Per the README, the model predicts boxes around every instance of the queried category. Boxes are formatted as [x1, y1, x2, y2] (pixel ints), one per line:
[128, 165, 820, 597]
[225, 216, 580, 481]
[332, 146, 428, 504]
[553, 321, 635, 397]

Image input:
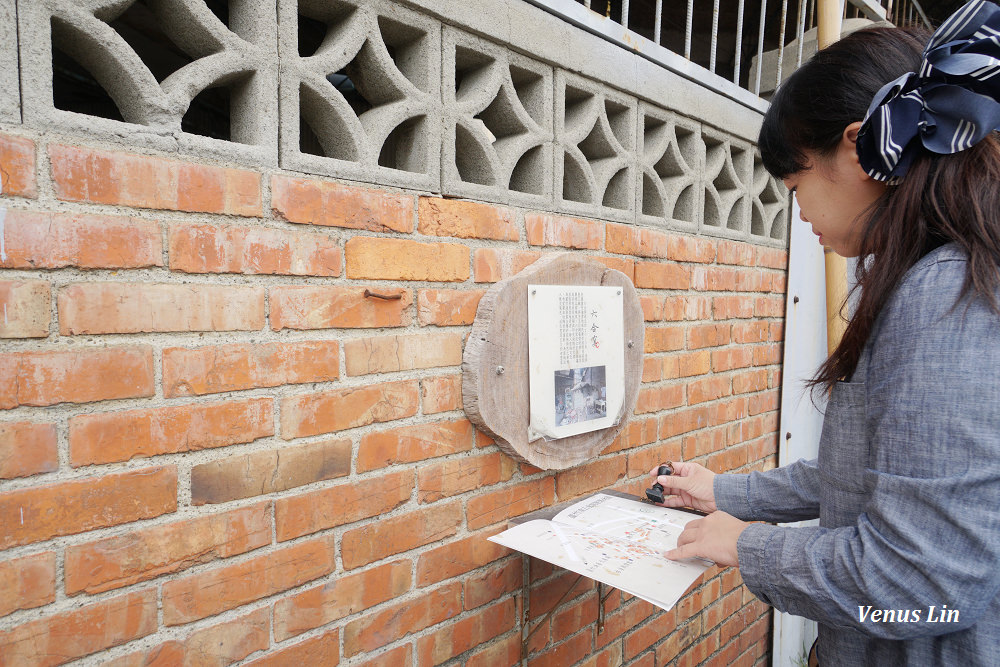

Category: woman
[650, 2, 1000, 664]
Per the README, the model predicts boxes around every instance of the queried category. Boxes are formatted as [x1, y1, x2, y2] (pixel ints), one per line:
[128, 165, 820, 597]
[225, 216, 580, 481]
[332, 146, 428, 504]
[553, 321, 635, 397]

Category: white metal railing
[525, 0, 933, 110]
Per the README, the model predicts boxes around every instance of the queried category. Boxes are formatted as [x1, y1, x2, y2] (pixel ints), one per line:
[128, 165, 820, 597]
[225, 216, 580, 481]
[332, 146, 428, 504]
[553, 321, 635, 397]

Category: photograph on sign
[528, 285, 624, 441]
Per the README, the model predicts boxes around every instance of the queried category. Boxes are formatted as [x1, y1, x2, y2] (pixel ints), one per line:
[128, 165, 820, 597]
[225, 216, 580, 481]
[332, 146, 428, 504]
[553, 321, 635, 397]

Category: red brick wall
[0, 131, 784, 666]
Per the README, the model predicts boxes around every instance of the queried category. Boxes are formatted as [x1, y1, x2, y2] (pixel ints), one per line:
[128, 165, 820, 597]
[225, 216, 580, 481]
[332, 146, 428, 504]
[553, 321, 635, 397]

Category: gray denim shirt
[715, 244, 1000, 666]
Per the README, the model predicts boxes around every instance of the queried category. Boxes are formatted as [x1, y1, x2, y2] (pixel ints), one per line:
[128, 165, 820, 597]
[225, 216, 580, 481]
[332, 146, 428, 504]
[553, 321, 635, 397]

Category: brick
[770, 321, 784, 342]
[341, 501, 462, 569]
[713, 295, 754, 320]
[624, 611, 677, 659]
[108, 608, 269, 667]
[0, 346, 154, 410]
[164, 340, 338, 397]
[0, 280, 49, 338]
[0, 466, 176, 549]
[717, 240, 756, 265]
[418, 452, 515, 503]
[0, 421, 57, 479]
[280, 379, 419, 439]
[683, 425, 730, 458]
[358, 419, 474, 472]
[69, 398, 273, 466]
[353, 645, 412, 667]
[734, 369, 770, 394]
[556, 455, 627, 498]
[473, 248, 542, 282]
[525, 213, 602, 249]
[419, 197, 519, 240]
[688, 323, 731, 349]
[675, 350, 712, 378]
[0, 589, 156, 666]
[603, 416, 657, 454]
[756, 246, 788, 269]
[644, 326, 684, 353]
[0, 133, 36, 197]
[640, 295, 664, 322]
[169, 222, 341, 276]
[732, 321, 770, 344]
[0, 551, 55, 617]
[344, 332, 463, 376]
[59, 283, 264, 334]
[343, 583, 462, 656]
[605, 222, 668, 258]
[416, 599, 517, 666]
[418, 288, 484, 326]
[712, 348, 754, 372]
[634, 262, 691, 289]
[688, 376, 732, 405]
[754, 343, 783, 366]
[667, 235, 716, 263]
[642, 356, 662, 383]
[192, 438, 350, 505]
[552, 596, 596, 642]
[273, 560, 410, 641]
[467, 477, 555, 530]
[271, 174, 413, 233]
[416, 528, 508, 586]
[244, 628, 339, 667]
[466, 632, 520, 667]
[0, 210, 162, 269]
[754, 295, 786, 318]
[270, 285, 411, 330]
[422, 374, 463, 414]
[530, 625, 592, 666]
[635, 384, 684, 413]
[65, 502, 270, 595]
[50, 144, 261, 215]
[589, 254, 636, 280]
[162, 536, 336, 625]
[346, 237, 469, 281]
[464, 559, 521, 610]
[594, 598, 655, 649]
[275, 469, 412, 541]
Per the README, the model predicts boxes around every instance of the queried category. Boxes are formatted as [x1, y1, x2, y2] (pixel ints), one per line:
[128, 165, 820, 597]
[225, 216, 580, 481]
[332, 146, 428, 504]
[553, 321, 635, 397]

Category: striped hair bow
[857, 0, 1000, 182]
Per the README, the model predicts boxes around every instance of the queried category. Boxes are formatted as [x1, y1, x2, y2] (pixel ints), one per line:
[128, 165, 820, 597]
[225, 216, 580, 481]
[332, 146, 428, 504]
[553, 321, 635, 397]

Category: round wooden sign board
[462, 253, 644, 470]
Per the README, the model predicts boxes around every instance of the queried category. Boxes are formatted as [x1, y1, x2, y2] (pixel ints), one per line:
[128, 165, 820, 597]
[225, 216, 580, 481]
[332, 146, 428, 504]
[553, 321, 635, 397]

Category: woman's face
[781, 123, 888, 258]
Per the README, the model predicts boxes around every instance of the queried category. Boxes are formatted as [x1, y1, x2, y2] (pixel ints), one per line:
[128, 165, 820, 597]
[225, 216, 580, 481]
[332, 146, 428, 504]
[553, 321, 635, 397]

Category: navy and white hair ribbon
[857, 0, 1000, 182]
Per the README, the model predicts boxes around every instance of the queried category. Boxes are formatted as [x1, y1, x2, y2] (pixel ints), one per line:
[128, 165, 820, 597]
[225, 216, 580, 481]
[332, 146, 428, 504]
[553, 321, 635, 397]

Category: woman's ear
[840, 121, 872, 180]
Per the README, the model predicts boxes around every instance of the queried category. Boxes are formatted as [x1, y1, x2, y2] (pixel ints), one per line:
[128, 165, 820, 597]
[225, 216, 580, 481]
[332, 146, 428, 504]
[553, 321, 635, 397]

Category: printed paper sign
[527, 285, 624, 440]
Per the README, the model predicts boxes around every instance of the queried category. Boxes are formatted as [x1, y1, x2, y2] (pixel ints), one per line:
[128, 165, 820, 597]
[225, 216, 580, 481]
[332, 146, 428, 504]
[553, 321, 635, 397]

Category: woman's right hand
[647, 461, 717, 513]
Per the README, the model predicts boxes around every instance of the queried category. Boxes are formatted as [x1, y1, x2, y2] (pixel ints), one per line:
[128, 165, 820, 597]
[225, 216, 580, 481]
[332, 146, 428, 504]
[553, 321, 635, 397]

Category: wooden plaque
[462, 253, 644, 469]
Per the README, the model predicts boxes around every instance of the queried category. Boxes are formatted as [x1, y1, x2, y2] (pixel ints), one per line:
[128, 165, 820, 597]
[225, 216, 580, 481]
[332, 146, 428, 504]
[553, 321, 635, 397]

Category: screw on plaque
[645, 462, 675, 504]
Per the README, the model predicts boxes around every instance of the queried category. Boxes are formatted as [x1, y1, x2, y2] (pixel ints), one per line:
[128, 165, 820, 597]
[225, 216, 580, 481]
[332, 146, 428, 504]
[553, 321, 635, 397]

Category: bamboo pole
[816, 0, 849, 355]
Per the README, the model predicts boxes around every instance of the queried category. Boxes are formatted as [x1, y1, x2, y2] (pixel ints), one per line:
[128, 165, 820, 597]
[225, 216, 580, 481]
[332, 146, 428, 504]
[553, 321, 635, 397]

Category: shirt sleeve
[714, 458, 822, 523]
[736, 256, 1000, 639]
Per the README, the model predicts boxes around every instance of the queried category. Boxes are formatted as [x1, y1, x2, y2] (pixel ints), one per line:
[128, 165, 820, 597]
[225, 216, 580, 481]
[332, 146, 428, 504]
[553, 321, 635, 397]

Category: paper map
[488, 493, 711, 611]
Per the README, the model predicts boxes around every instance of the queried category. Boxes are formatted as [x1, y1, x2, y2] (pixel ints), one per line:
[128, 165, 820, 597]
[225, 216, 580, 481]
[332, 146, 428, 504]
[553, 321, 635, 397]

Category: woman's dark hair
[760, 26, 1000, 389]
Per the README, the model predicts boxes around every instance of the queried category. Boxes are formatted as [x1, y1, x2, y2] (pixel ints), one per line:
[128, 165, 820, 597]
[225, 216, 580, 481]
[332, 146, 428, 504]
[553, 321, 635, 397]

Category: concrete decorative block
[441, 27, 554, 208]
[638, 103, 703, 232]
[0, 0, 18, 122]
[751, 151, 790, 242]
[19, 0, 280, 162]
[555, 71, 637, 222]
[701, 127, 752, 238]
[278, 0, 441, 192]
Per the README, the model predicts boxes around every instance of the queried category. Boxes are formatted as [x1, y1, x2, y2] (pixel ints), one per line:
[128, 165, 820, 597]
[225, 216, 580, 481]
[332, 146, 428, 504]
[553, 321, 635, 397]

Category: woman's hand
[647, 460, 718, 513]
[665, 511, 749, 567]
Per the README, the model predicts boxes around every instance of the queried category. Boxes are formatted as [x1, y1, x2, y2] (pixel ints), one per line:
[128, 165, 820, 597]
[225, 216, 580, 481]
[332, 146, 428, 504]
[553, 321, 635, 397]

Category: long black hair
[760, 26, 1000, 388]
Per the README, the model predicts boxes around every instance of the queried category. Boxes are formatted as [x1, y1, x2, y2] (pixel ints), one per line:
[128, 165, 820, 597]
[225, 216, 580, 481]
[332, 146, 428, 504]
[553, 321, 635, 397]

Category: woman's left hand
[665, 512, 749, 567]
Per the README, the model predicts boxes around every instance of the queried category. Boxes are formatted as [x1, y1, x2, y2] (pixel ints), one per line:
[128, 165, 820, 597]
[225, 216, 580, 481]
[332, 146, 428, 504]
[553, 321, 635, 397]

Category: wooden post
[816, 0, 849, 355]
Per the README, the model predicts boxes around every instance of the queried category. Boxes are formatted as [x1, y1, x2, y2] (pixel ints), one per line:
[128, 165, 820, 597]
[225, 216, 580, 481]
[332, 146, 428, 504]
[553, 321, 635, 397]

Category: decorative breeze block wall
[8, 0, 789, 244]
